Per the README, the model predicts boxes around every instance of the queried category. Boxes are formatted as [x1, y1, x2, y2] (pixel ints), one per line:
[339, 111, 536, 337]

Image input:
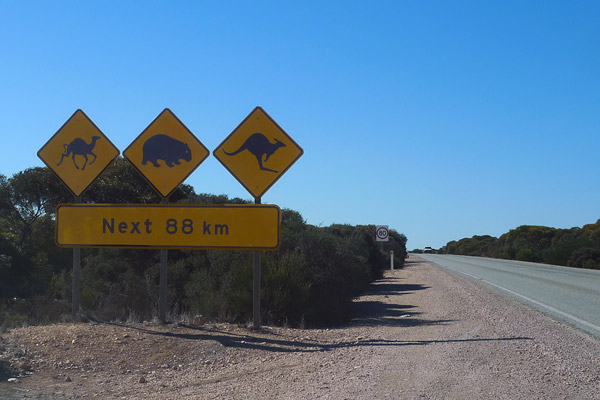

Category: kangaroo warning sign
[56, 203, 281, 250]
[38, 109, 120, 197]
[213, 106, 303, 199]
[123, 109, 210, 198]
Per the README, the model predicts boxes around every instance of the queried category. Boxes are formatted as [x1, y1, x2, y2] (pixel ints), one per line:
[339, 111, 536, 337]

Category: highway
[418, 254, 600, 339]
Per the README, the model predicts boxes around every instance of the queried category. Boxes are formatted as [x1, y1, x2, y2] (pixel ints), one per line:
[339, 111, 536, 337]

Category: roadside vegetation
[442, 224, 600, 269]
[0, 158, 407, 331]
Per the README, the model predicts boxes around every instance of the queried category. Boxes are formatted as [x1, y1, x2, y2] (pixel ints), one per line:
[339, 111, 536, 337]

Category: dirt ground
[1, 256, 599, 399]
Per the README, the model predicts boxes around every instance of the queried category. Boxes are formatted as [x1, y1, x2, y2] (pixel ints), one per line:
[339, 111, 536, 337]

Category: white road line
[445, 267, 600, 334]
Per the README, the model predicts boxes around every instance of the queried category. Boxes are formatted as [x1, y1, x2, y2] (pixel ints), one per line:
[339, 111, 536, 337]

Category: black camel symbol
[57, 136, 101, 171]
[224, 133, 286, 173]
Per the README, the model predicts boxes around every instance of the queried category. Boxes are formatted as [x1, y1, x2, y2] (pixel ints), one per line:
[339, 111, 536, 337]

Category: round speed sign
[375, 225, 389, 241]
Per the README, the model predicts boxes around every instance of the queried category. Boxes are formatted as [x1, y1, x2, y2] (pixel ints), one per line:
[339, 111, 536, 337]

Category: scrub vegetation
[0, 158, 407, 330]
[444, 224, 600, 269]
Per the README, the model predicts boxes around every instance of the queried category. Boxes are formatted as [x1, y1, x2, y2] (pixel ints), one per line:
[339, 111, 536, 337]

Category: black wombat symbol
[57, 136, 101, 171]
[142, 134, 192, 168]
[224, 133, 286, 173]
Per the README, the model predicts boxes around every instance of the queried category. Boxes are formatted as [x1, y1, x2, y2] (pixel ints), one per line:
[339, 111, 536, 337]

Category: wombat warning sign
[123, 109, 209, 198]
[142, 134, 192, 168]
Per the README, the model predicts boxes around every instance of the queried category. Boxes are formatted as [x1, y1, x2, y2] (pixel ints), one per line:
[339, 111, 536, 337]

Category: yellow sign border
[213, 106, 304, 199]
[55, 203, 281, 250]
[123, 108, 209, 198]
[37, 109, 120, 197]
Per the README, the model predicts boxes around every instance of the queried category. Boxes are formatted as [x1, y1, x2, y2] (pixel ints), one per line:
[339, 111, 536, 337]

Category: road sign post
[214, 107, 303, 328]
[159, 198, 168, 323]
[123, 109, 209, 322]
[41, 107, 298, 326]
[253, 196, 262, 329]
[72, 197, 82, 317]
[38, 109, 119, 319]
[253, 243, 261, 329]
[159, 246, 168, 323]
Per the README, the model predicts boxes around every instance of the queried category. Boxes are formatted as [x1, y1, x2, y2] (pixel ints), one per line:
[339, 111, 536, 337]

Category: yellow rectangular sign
[56, 204, 281, 250]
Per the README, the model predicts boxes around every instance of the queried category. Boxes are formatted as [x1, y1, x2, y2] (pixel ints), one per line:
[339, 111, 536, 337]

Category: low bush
[1, 163, 408, 329]
[567, 247, 600, 269]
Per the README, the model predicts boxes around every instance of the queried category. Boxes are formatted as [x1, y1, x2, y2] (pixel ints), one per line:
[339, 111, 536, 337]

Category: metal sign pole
[159, 248, 168, 323]
[159, 197, 169, 323]
[253, 196, 262, 329]
[72, 196, 81, 319]
[390, 250, 394, 271]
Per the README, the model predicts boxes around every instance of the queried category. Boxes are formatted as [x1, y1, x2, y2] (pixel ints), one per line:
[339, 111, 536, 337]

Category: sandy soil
[1, 256, 599, 399]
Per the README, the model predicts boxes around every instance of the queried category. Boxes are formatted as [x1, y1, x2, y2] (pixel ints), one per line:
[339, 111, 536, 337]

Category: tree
[582, 220, 600, 246]
[446, 235, 501, 257]
[0, 169, 71, 299]
[542, 228, 588, 266]
[85, 157, 178, 204]
[3, 168, 70, 253]
[568, 247, 600, 269]
[501, 225, 556, 261]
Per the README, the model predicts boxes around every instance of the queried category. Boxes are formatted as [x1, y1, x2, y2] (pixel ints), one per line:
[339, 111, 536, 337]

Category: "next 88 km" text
[101, 218, 230, 235]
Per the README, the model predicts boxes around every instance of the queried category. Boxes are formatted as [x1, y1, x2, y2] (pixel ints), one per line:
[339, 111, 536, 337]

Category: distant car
[423, 246, 433, 253]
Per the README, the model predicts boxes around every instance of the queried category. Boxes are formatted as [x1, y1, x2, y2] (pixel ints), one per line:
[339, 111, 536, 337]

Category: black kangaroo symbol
[224, 133, 286, 173]
[57, 136, 101, 171]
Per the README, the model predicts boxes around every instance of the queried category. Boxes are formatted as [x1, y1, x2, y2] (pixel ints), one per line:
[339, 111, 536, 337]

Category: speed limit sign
[375, 225, 389, 242]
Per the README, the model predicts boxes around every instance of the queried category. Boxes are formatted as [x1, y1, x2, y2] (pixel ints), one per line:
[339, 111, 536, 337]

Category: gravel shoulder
[2, 255, 599, 399]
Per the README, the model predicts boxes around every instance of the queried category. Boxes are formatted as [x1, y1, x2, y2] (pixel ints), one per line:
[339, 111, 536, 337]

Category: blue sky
[1, 1, 599, 250]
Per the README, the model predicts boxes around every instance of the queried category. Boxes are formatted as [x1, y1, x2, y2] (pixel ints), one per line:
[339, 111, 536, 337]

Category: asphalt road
[417, 254, 600, 339]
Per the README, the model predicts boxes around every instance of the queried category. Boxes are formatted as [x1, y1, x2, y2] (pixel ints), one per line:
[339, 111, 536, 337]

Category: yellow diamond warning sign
[213, 106, 303, 199]
[123, 109, 209, 198]
[37, 109, 120, 197]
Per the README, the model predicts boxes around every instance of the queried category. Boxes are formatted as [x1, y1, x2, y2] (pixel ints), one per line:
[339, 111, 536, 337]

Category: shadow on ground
[113, 323, 533, 356]
[349, 273, 438, 328]
[0, 359, 26, 400]
[0, 358, 17, 381]
[107, 270, 532, 355]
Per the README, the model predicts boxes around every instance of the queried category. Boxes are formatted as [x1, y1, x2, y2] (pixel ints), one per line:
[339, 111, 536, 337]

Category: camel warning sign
[38, 109, 120, 197]
[123, 109, 210, 198]
[213, 106, 303, 199]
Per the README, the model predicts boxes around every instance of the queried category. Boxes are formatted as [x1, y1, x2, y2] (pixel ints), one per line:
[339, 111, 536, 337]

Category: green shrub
[184, 250, 253, 321]
[516, 247, 539, 262]
[583, 259, 600, 269]
[568, 247, 600, 269]
[0, 296, 70, 331]
[261, 250, 310, 326]
[1, 165, 410, 329]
